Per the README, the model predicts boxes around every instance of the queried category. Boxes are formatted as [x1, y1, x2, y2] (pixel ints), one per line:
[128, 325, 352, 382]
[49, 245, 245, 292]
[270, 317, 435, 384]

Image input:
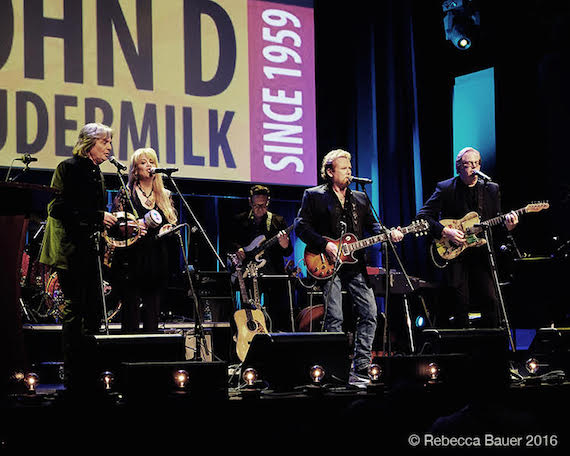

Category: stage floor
[6, 324, 570, 452]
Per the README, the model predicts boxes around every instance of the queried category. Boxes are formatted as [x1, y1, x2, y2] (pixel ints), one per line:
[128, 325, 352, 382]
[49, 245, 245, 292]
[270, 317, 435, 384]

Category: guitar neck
[483, 207, 527, 227]
[251, 277, 261, 310]
[346, 225, 416, 253]
[254, 224, 294, 254]
[235, 269, 250, 305]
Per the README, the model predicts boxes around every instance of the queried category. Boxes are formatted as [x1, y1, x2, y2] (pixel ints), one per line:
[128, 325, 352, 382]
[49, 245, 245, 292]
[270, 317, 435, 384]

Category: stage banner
[0, 0, 316, 186]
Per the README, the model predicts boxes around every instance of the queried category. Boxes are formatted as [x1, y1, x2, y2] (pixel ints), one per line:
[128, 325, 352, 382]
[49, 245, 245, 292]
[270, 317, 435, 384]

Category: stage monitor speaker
[88, 333, 186, 375]
[419, 328, 510, 387]
[121, 360, 228, 401]
[528, 328, 570, 371]
[420, 328, 509, 358]
[242, 332, 351, 391]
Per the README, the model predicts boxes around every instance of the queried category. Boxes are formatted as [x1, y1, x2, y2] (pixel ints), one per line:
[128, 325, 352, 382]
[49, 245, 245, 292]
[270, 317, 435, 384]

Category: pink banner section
[248, 0, 316, 186]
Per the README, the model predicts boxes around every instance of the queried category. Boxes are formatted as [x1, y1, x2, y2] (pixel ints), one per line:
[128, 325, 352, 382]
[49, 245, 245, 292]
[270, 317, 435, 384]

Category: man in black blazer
[417, 147, 518, 328]
[229, 185, 293, 331]
[295, 149, 403, 378]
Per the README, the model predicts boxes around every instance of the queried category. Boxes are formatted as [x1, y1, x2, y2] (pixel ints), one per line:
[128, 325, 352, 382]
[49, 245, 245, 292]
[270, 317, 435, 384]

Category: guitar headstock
[410, 219, 430, 237]
[525, 201, 550, 213]
[245, 261, 260, 278]
[227, 253, 242, 270]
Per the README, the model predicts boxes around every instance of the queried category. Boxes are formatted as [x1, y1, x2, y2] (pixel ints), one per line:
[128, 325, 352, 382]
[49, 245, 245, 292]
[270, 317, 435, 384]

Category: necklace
[137, 181, 155, 206]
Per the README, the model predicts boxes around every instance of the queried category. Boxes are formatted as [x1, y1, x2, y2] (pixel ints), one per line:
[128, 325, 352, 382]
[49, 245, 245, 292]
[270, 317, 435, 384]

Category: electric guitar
[434, 202, 549, 261]
[230, 255, 268, 361]
[304, 220, 429, 280]
[236, 224, 294, 266]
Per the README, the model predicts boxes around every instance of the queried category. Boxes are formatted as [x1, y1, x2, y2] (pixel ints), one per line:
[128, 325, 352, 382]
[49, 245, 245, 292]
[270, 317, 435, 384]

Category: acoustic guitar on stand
[229, 254, 268, 362]
[304, 220, 429, 280]
[434, 202, 549, 261]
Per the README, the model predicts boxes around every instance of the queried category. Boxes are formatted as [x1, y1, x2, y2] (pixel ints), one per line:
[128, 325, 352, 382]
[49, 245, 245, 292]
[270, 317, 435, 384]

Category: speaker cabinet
[88, 333, 186, 374]
[529, 327, 570, 371]
[418, 328, 510, 387]
[420, 328, 509, 358]
[243, 332, 351, 391]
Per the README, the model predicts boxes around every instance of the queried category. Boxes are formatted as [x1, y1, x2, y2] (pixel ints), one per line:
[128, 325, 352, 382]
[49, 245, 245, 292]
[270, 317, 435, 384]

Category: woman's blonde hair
[72, 123, 113, 158]
[128, 148, 178, 224]
[320, 149, 351, 180]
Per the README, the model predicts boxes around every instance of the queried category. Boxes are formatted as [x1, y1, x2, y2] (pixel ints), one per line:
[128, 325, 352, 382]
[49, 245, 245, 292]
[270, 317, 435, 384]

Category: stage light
[174, 369, 189, 389]
[309, 365, 325, 384]
[526, 358, 540, 375]
[242, 368, 258, 387]
[368, 364, 382, 383]
[100, 371, 115, 391]
[442, 0, 480, 50]
[427, 362, 441, 382]
[415, 316, 425, 328]
[24, 372, 39, 394]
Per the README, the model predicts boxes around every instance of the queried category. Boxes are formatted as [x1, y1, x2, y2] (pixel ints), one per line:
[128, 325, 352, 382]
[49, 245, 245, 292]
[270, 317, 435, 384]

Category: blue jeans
[322, 271, 377, 371]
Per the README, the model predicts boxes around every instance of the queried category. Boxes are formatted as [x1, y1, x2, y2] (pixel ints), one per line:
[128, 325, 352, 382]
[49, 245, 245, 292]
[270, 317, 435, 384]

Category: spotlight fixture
[174, 369, 189, 389]
[427, 362, 441, 382]
[242, 368, 258, 387]
[368, 364, 382, 383]
[24, 372, 39, 394]
[240, 368, 261, 399]
[442, 0, 480, 50]
[526, 358, 540, 375]
[309, 365, 325, 384]
[99, 371, 115, 391]
[366, 364, 385, 395]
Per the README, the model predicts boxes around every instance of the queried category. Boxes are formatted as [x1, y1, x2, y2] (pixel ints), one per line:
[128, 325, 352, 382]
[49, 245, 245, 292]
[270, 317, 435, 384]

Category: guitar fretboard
[254, 224, 294, 254]
[345, 224, 421, 253]
[483, 203, 548, 227]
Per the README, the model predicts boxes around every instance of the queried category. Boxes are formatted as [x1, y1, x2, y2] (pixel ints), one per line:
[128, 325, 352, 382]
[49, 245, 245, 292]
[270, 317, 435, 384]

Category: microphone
[108, 156, 127, 171]
[349, 176, 373, 185]
[156, 223, 187, 239]
[150, 167, 179, 175]
[473, 169, 492, 182]
[16, 154, 38, 165]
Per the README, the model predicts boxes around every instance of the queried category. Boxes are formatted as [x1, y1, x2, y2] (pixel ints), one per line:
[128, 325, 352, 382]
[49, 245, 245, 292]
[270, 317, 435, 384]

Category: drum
[102, 211, 142, 248]
[45, 271, 121, 323]
[296, 304, 325, 332]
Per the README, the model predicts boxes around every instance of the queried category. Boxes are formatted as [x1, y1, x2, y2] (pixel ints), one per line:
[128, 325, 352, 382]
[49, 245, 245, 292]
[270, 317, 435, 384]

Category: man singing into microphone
[295, 149, 403, 379]
[39, 123, 118, 394]
[416, 146, 518, 328]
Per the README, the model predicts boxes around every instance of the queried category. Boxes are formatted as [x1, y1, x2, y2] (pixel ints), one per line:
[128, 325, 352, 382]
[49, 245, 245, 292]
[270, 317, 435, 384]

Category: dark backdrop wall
[3, 0, 567, 306]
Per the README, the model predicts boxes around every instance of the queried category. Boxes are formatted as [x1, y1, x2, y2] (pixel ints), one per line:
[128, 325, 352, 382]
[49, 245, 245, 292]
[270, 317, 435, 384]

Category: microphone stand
[161, 172, 226, 360]
[356, 182, 421, 355]
[93, 230, 110, 335]
[174, 226, 208, 361]
[478, 179, 516, 352]
[162, 173, 226, 270]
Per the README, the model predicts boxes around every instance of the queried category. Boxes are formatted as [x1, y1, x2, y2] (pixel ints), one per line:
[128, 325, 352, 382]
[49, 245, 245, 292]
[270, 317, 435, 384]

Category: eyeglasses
[252, 203, 268, 209]
[461, 160, 481, 168]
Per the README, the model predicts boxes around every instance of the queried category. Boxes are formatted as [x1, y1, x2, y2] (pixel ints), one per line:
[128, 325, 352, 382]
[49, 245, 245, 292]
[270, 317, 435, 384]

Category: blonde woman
[111, 148, 178, 333]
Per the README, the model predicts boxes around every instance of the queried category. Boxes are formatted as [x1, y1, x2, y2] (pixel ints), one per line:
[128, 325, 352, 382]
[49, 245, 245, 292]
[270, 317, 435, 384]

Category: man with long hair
[40, 123, 117, 393]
